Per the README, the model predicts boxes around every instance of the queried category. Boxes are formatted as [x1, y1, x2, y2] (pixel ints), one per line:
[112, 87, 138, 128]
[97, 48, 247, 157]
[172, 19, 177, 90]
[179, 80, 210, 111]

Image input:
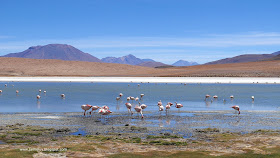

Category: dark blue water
[0, 82, 279, 112]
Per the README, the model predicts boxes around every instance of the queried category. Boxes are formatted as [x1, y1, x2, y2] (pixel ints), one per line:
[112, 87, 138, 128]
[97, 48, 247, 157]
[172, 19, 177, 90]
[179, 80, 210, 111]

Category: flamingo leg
[140, 111, 143, 119]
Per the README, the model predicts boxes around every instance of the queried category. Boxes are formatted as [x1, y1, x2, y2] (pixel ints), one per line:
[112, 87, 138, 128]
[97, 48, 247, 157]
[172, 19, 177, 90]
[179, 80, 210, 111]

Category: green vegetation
[0, 149, 37, 158]
[146, 135, 182, 139]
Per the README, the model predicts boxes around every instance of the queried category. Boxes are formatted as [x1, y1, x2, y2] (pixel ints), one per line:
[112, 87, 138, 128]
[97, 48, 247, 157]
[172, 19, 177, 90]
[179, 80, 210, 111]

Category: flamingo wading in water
[134, 102, 144, 119]
[81, 104, 92, 116]
[232, 105, 240, 115]
[125, 103, 133, 115]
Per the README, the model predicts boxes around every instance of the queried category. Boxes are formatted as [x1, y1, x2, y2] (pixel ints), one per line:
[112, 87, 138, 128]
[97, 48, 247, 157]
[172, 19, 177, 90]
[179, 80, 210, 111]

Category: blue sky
[1, 0, 280, 64]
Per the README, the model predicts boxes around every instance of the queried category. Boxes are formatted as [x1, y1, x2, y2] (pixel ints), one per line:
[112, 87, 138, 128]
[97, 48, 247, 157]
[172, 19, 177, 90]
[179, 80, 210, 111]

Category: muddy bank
[0, 111, 279, 157]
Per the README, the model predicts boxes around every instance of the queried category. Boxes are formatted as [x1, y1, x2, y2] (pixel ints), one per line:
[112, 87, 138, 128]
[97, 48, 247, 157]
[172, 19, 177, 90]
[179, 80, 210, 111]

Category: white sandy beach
[0, 77, 280, 84]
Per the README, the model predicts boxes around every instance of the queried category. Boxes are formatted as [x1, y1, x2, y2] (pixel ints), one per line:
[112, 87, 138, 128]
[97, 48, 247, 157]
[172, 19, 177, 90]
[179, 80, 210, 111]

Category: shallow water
[0, 82, 279, 112]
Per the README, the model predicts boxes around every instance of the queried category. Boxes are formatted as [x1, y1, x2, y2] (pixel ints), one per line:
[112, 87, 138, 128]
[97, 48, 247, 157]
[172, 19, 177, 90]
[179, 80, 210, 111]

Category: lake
[0, 82, 279, 113]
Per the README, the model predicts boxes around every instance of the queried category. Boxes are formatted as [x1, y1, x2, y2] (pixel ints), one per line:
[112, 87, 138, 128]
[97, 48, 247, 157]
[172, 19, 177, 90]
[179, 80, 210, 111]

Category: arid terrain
[1, 57, 280, 77]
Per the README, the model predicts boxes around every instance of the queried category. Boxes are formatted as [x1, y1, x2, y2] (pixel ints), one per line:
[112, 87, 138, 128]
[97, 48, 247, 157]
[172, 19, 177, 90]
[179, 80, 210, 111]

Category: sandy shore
[1, 77, 280, 84]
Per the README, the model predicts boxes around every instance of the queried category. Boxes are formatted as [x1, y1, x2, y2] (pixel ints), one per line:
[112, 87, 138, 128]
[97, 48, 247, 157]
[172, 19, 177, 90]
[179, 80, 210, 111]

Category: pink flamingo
[102, 105, 109, 110]
[127, 97, 130, 102]
[134, 103, 144, 119]
[125, 103, 133, 115]
[119, 93, 123, 97]
[89, 106, 100, 115]
[140, 94, 144, 98]
[116, 97, 120, 102]
[135, 97, 139, 101]
[102, 110, 112, 116]
[16, 90, 19, 94]
[0, 90, 2, 93]
[158, 100, 162, 106]
[205, 94, 210, 101]
[81, 104, 92, 116]
[165, 102, 173, 113]
[231, 105, 240, 115]
[140, 103, 147, 109]
[175, 102, 183, 109]
[213, 95, 218, 99]
[36, 95, 41, 99]
[61, 94, 65, 98]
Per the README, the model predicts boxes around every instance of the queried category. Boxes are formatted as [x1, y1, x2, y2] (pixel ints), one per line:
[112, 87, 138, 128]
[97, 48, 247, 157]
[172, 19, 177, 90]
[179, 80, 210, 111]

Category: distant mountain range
[205, 51, 280, 65]
[172, 60, 199, 66]
[2, 44, 198, 68]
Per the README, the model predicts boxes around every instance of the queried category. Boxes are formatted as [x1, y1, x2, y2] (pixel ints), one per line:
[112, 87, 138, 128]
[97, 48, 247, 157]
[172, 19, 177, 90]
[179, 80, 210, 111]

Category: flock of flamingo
[80, 92, 244, 119]
[0, 83, 248, 117]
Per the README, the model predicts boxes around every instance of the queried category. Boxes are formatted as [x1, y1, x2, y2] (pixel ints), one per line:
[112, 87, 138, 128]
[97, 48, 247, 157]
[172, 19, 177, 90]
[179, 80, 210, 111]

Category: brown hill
[136, 61, 170, 68]
[205, 54, 275, 65]
[1, 57, 280, 77]
[3, 44, 101, 62]
[0, 57, 163, 77]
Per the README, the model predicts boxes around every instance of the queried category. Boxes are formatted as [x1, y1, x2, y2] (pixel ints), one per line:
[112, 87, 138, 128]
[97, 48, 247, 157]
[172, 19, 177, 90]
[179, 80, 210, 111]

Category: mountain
[172, 60, 199, 66]
[3, 44, 101, 62]
[262, 54, 280, 61]
[142, 59, 156, 62]
[101, 54, 143, 65]
[205, 54, 275, 65]
[272, 51, 280, 56]
[136, 61, 170, 68]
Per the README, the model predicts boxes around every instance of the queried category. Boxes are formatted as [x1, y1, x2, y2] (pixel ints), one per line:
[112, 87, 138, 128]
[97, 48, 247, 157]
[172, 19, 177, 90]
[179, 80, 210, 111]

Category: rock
[125, 124, 129, 126]
[56, 128, 70, 133]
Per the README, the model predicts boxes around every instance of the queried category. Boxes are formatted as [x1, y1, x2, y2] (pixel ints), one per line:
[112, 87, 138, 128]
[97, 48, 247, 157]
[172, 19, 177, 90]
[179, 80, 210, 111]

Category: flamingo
[130, 97, 135, 103]
[36, 95, 41, 99]
[125, 103, 133, 115]
[231, 105, 240, 115]
[165, 102, 173, 113]
[0, 90, 2, 93]
[81, 104, 92, 116]
[5, 84, 7, 87]
[135, 97, 139, 101]
[230, 95, 234, 99]
[157, 100, 162, 106]
[102, 110, 112, 116]
[134, 103, 144, 119]
[16, 90, 19, 94]
[175, 102, 183, 109]
[119, 93, 123, 97]
[39, 89, 42, 93]
[138, 84, 140, 87]
[116, 97, 120, 101]
[140, 94, 144, 98]
[127, 97, 130, 102]
[205, 94, 210, 101]
[158, 104, 164, 112]
[140, 103, 147, 109]
[251, 96, 255, 101]
[98, 108, 106, 117]
[61, 94, 65, 98]
[102, 105, 109, 110]
[89, 106, 100, 115]
[213, 95, 218, 99]
[44, 90, 46, 93]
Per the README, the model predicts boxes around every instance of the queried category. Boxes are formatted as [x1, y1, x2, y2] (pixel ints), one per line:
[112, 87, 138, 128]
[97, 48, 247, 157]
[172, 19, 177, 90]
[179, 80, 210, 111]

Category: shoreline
[0, 76, 280, 84]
